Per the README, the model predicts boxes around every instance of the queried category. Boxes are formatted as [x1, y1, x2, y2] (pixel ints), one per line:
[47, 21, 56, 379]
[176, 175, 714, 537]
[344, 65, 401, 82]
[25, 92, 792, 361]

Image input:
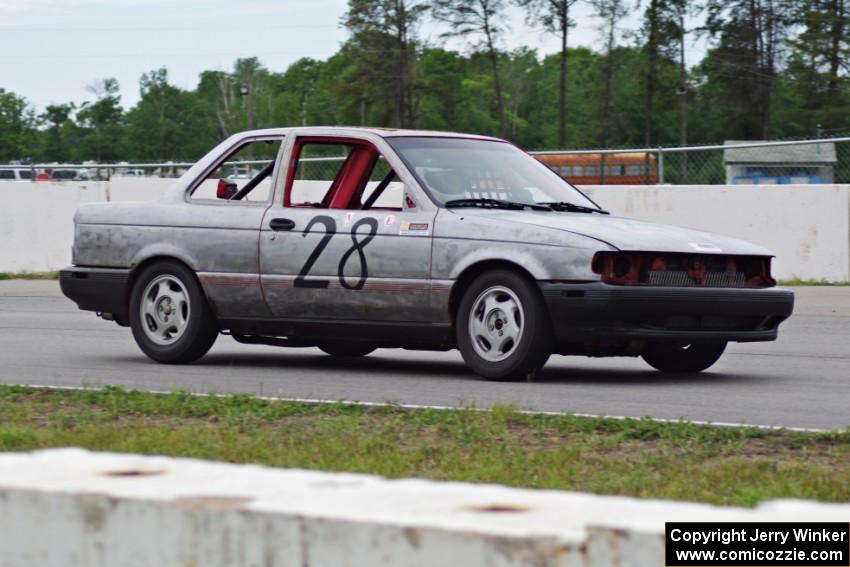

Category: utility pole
[240, 82, 254, 163]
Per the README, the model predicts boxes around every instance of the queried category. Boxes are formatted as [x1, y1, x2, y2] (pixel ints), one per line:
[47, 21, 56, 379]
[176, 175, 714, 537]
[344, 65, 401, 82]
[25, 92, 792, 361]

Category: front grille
[592, 251, 775, 288]
[647, 270, 747, 288]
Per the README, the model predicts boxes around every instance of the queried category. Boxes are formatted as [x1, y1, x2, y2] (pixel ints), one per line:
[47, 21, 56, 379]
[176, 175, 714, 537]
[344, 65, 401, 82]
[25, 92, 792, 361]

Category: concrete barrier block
[582, 184, 850, 280]
[1, 449, 848, 566]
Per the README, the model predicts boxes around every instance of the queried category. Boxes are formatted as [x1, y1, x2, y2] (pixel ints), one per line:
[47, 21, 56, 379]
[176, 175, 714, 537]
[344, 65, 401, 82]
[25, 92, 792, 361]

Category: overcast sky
[0, 0, 707, 112]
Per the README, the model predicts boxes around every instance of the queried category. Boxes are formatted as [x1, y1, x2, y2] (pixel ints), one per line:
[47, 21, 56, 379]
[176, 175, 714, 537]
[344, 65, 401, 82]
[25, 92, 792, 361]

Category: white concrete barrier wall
[583, 185, 850, 282]
[1, 180, 847, 280]
[0, 449, 848, 567]
[0, 179, 174, 273]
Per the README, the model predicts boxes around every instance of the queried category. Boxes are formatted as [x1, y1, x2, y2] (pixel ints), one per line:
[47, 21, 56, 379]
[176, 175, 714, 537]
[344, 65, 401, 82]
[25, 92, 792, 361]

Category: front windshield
[385, 136, 600, 209]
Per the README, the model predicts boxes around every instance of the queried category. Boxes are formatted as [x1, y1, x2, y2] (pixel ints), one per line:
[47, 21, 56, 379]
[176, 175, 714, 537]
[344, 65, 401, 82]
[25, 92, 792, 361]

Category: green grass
[777, 278, 850, 286]
[2, 385, 850, 506]
[0, 271, 59, 281]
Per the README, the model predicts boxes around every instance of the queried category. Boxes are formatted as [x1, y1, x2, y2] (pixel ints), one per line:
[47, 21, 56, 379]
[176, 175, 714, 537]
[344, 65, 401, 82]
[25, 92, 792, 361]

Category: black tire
[129, 260, 219, 364]
[641, 341, 727, 373]
[456, 269, 552, 381]
[318, 343, 376, 357]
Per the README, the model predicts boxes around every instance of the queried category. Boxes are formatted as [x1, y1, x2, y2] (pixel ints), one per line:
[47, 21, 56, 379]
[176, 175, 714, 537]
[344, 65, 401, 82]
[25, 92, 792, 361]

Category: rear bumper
[59, 266, 130, 318]
[539, 282, 794, 343]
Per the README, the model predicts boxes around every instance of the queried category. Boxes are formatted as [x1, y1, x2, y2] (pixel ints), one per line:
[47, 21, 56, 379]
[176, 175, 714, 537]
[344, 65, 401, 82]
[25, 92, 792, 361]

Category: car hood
[454, 210, 773, 255]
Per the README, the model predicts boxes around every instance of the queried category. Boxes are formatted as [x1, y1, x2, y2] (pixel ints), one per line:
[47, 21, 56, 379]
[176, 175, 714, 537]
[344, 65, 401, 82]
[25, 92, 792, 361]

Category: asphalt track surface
[1, 281, 848, 430]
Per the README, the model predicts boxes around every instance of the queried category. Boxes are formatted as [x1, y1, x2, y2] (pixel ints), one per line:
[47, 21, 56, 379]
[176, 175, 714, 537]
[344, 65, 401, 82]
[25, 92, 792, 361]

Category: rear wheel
[641, 341, 726, 373]
[129, 261, 218, 363]
[318, 343, 376, 357]
[456, 269, 552, 381]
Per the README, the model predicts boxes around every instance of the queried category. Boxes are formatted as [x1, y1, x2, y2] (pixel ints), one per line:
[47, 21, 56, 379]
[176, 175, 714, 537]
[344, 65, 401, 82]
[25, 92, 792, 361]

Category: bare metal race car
[60, 127, 794, 380]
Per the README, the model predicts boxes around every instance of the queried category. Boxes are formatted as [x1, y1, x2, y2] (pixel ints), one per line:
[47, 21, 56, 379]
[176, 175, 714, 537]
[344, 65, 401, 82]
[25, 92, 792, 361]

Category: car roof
[238, 126, 506, 143]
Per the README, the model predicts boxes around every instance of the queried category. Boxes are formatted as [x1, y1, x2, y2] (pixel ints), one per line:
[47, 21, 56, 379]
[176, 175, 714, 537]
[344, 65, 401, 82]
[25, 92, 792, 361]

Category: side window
[285, 140, 411, 211]
[0, 171, 14, 180]
[288, 143, 353, 207]
[190, 138, 281, 202]
[358, 156, 406, 210]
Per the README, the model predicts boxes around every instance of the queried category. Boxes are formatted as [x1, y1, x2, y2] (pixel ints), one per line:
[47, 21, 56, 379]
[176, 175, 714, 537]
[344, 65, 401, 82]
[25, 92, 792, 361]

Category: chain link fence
[531, 137, 850, 186]
[0, 158, 337, 182]
[4, 137, 850, 185]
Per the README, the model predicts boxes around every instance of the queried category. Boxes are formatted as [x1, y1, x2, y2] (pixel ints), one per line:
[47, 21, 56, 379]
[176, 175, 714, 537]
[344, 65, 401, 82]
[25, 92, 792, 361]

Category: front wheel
[129, 261, 219, 364]
[641, 341, 727, 373]
[456, 270, 552, 381]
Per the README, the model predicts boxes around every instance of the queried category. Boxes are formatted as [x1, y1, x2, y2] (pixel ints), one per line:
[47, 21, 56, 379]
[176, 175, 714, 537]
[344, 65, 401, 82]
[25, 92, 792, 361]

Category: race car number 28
[294, 215, 378, 290]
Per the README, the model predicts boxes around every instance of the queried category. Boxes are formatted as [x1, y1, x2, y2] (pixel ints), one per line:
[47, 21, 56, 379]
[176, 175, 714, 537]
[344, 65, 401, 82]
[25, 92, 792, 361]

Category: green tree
[703, 0, 792, 138]
[637, 0, 686, 147]
[315, 52, 361, 125]
[411, 47, 466, 130]
[433, 0, 509, 136]
[196, 70, 236, 139]
[785, 0, 850, 132]
[194, 58, 275, 140]
[501, 47, 538, 141]
[126, 68, 213, 161]
[590, 0, 628, 146]
[515, 0, 579, 148]
[41, 103, 79, 162]
[267, 58, 324, 126]
[524, 47, 603, 148]
[342, 0, 429, 127]
[76, 78, 125, 161]
[0, 89, 39, 162]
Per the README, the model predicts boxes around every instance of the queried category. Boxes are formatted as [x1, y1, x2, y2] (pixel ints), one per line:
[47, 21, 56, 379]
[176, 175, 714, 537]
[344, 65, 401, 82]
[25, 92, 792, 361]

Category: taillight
[591, 252, 775, 288]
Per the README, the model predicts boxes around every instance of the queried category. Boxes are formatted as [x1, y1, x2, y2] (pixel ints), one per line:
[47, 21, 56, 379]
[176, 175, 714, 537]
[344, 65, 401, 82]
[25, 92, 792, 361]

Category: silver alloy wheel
[468, 285, 525, 362]
[140, 275, 190, 346]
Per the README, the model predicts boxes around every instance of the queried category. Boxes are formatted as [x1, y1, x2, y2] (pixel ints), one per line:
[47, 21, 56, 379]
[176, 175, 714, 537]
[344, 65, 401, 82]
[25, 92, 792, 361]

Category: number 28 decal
[294, 215, 379, 290]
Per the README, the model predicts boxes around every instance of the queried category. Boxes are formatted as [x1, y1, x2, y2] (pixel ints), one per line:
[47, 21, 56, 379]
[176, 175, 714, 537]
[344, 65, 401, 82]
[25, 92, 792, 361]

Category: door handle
[269, 218, 296, 232]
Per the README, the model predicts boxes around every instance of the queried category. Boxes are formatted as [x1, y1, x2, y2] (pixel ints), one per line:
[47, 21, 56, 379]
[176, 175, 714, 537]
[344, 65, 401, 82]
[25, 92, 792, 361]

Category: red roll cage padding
[283, 136, 379, 209]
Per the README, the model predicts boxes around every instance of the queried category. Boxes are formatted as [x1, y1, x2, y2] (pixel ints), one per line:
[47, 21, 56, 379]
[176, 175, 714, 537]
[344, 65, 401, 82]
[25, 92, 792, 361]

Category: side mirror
[216, 179, 238, 200]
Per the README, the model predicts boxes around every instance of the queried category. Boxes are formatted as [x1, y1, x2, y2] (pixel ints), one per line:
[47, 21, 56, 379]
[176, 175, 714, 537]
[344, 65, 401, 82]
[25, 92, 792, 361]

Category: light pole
[239, 83, 254, 163]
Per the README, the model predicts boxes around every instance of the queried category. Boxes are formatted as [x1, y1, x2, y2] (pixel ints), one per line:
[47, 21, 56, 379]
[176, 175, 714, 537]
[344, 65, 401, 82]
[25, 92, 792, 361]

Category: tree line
[1, 0, 849, 164]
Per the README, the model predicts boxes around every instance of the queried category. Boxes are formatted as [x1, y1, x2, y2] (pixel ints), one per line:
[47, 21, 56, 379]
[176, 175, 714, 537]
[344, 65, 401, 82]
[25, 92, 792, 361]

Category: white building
[724, 140, 836, 184]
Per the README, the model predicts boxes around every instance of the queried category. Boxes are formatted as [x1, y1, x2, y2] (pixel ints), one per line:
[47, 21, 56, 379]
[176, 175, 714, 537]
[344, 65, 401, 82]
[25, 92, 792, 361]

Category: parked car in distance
[0, 168, 34, 181]
[60, 127, 794, 381]
[49, 168, 90, 181]
[113, 168, 147, 178]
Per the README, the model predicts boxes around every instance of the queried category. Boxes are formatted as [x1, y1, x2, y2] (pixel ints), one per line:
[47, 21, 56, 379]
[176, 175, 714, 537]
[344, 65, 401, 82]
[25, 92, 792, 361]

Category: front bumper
[59, 266, 130, 319]
[540, 282, 794, 343]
